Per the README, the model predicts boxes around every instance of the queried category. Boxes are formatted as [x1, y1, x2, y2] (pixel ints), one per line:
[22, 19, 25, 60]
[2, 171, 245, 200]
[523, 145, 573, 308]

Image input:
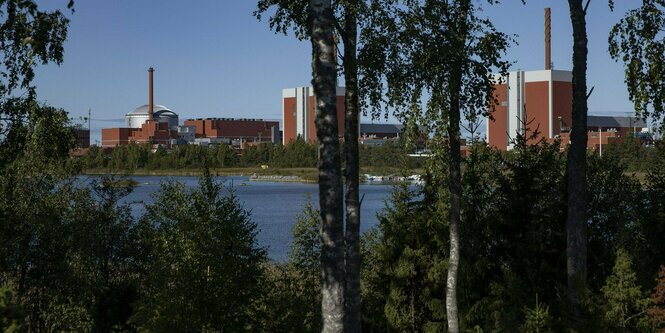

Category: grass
[83, 167, 320, 181]
[83, 166, 425, 184]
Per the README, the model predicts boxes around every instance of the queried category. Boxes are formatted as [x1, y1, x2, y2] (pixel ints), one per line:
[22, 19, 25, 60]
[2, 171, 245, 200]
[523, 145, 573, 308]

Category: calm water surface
[81, 175, 395, 261]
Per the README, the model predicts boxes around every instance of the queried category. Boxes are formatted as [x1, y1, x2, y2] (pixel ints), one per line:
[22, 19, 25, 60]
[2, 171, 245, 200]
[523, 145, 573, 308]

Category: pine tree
[601, 249, 651, 331]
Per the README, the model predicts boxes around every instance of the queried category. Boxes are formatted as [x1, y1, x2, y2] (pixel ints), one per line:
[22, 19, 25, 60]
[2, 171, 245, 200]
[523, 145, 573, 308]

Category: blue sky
[32, 1, 640, 144]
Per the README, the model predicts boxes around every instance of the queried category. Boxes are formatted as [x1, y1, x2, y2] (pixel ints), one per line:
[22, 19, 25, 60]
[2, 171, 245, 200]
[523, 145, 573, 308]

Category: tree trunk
[446, 83, 462, 333]
[342, 3, 361, 332]
[566, 0, 589, 329]
[446, 3, 469, 332]
[310, 0, 345, 332]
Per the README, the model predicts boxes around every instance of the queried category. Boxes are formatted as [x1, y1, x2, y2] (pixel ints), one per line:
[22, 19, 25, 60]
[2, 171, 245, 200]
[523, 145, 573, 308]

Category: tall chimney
[545, 8, 551, 70]
[148, 67, 154, 121]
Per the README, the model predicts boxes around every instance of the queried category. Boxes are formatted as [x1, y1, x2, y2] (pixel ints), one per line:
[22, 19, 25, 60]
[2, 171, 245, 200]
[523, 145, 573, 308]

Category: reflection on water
[80, 175, 395, 262]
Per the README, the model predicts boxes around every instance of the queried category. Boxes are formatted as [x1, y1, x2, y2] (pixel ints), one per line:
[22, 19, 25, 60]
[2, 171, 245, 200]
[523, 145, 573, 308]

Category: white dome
[125, 104, 179, 129]
[126, 104, 172, 116]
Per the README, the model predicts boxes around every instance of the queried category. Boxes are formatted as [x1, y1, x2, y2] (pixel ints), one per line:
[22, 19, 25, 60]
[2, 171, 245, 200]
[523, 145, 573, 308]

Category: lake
[80, 175, 396, 261]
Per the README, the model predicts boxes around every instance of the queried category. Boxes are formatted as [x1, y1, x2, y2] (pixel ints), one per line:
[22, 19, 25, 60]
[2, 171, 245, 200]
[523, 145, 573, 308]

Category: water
[80, 175, 395, 261]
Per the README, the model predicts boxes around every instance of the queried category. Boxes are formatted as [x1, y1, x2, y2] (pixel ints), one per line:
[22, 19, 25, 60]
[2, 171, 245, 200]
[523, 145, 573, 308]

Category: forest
[78, 138, 426, 173]
[1, 0, 665, 332]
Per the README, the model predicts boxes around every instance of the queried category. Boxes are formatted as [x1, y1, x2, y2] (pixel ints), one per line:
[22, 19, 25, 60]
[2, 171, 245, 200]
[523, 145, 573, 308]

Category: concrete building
[177, 125, 197, 144]
[282, 86, 346, 144]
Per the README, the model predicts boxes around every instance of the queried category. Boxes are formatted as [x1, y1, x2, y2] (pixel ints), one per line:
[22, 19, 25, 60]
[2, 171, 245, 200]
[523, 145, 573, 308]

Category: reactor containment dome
[125, 104, 179, 129]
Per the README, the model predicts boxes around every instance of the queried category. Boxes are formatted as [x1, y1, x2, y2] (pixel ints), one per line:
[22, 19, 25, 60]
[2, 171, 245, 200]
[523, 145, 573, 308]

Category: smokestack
[148, 67, 154, 121]
[545, 8, 551, 70]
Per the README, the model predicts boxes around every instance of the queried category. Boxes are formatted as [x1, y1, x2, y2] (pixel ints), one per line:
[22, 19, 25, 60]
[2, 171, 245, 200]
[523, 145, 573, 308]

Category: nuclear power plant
[487, 8, 647, 152]
[101, 68, 282, 148]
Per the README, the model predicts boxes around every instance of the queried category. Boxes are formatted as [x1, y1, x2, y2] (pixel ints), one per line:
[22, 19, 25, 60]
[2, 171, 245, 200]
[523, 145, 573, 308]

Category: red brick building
[282, 86, 347, 144]
[73, 127, 90, 148]
[183, 118, 280, 146]
[488, 70, 573, 150]
[101, 67, 177, 148]
[101, 120, 176, 147]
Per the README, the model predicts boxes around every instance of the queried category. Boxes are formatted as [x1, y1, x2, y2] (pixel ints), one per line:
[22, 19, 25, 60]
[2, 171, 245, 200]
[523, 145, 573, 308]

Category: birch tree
[609, 0, 665, 133]
[360, 1, 511, 331]
[255, 1, 364, 331]
[310, 1, 346, 331]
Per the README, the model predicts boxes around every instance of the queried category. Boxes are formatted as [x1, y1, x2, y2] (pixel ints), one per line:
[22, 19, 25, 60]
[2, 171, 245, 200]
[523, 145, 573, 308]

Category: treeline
[80, 138, 425, 172]
[602, 137, 664, 172]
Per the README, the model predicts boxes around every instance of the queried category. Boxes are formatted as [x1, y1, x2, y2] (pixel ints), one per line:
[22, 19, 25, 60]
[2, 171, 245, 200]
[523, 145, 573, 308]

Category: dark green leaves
[609, 0, 665, 131]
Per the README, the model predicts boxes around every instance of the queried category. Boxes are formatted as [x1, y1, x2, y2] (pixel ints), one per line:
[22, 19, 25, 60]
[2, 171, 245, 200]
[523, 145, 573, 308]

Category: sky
[31, 1, 642, 144]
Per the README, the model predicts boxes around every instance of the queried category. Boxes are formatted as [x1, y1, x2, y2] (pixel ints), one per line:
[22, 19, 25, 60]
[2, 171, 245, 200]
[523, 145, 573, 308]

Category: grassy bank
[83, 167, 320, 182]
[83, 166, 425, 183]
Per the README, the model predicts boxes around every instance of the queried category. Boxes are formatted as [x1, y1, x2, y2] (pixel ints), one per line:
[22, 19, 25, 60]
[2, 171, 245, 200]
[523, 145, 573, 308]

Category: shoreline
[82, 167, 425, 184]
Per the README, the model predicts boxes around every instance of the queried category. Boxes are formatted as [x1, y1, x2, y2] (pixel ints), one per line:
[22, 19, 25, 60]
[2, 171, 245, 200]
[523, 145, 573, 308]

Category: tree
[310, 2, 346, 331]
[377, 182, 448, 332]
[255, 1, 349, 331]
[600, 249, 651, 331]
[0, 0, 73, 140]
[565, 1, 591, 328]
[132, 173, 266, 332]
[0, 285, 23, 332]
[360, 1, 511, 331]
[66, 177, 141, 332]
[649, 265, 665, 331]
[609, 0, 665, 133]
[339, 2, 363, 330]
[255, 1, 365, 329]
[252, 197, 323, 333]
[288, 198, 323, 332]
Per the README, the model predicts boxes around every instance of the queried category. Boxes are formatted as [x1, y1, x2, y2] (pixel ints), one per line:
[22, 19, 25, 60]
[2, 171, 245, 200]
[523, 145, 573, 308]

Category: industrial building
[101, 68, 178, 148]
[282, 86, 347, 144]
[487, 8, 648, 152]
[72, 126, 90, 148]
[183, 118, 280, 147]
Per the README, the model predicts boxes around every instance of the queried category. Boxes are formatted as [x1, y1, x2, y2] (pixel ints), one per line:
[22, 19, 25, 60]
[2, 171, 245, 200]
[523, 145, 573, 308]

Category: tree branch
[586, 86, 595, 100]
[584, 0, 591, 15]
[331, 16, 347, 63]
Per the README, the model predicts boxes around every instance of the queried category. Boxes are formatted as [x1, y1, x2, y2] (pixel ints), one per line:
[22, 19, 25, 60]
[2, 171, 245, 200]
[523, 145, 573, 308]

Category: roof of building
[126, 104, 174, 116]
[587, 115, 647, 128]
[360, 123, 404, 134]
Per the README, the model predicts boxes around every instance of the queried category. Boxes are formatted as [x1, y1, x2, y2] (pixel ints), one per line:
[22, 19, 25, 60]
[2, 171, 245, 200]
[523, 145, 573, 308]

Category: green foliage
[377, 182, 448, 332]
[602, 137, 660, 172]
[601, 249, 652, 332]
[80, 137, 425, 172]
[289, 197, 321, 275]
[0, 285, 23, 333]
[520, 295, 553, 333]
[0, 0, 73, 137]
[648, 266, 665, 330]
[609, 0, 665, 131]
[360, 228, 389, 333]
[66, 177, 141, 332]
[132, 173, 267, 332]
[359, 0, 512, 131]
[255, 197, 322, 333]
[0, 104, 87, 332]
